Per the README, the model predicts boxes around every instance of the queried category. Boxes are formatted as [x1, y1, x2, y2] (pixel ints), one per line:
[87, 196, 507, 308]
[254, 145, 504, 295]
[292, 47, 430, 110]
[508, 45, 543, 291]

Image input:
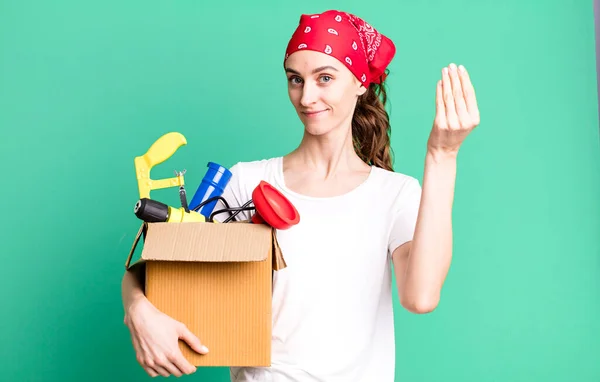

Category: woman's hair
[351, 71, 394, 172]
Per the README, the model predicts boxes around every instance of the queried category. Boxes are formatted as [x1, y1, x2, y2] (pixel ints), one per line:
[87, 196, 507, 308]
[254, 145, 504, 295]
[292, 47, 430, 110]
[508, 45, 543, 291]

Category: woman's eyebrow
[285, 65, 339, 75]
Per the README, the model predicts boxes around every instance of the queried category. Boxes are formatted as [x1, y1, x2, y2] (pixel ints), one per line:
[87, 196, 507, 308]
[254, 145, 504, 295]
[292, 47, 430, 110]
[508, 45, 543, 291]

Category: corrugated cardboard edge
[124, 221, 287, 271]
[141, 222, 272, 262]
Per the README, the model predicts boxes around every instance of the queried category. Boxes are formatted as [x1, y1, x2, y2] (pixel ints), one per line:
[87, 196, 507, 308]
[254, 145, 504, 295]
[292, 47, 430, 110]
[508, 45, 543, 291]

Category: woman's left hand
[427, 63, 480, 157]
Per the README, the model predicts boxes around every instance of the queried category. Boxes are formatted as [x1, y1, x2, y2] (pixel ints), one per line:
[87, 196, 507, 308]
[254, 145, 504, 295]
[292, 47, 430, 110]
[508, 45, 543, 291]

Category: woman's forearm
[402, 150, 457, 312]
[121, 268, 147, 316]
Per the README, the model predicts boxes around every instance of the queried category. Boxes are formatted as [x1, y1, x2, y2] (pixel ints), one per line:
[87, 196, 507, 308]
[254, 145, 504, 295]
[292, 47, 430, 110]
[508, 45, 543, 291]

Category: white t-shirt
[213, 156, 421, 382]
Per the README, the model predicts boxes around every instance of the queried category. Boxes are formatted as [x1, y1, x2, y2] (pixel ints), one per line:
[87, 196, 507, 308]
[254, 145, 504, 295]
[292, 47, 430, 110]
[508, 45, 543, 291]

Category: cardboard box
[125, 220, 286, 367]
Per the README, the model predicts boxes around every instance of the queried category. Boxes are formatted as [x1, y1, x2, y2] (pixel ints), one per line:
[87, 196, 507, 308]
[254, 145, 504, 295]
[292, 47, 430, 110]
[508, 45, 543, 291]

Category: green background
[1, 0, 599, 381]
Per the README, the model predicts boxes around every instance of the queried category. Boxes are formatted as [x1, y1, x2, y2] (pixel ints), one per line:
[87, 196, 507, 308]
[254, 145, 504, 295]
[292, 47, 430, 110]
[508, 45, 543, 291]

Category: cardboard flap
[141, 222, 272, 262]
[125, 222, 147, 269]
[271, 229, 286, 271]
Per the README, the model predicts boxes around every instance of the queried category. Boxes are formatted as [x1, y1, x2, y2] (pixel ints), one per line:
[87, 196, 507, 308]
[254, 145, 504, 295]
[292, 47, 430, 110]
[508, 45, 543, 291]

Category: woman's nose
[300, 83, 318, 106]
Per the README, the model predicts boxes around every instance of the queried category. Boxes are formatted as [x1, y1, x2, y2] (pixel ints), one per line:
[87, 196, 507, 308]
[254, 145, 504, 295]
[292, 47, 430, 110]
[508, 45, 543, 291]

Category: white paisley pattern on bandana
[345, 12, 382, 62]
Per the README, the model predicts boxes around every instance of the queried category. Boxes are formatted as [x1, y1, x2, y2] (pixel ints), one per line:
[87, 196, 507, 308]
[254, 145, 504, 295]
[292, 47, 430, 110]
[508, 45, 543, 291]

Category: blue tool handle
[189, 162, 233, 218]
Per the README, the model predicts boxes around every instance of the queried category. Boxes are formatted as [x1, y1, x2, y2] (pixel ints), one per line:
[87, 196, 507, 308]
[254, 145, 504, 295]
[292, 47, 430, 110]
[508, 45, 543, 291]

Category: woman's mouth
[302, 109, 328, 117]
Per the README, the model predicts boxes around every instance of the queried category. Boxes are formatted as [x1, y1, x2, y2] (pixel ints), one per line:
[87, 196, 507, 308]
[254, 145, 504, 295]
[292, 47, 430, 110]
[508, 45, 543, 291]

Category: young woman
[121, 9, 480, 382]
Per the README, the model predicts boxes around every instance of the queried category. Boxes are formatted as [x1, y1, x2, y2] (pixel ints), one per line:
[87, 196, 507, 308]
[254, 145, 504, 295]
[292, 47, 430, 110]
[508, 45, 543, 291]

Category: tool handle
[143, 132, 187, 168]
[179, 186, 190, 212]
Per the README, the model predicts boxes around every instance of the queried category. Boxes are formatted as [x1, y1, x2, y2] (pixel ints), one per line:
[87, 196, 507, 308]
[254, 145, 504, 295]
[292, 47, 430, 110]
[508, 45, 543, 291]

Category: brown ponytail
[351, 72, 394, 171]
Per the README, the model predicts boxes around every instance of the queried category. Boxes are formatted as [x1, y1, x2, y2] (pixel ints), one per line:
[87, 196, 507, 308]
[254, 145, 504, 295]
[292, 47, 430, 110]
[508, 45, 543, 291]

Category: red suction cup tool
[251, 181, 300, 230]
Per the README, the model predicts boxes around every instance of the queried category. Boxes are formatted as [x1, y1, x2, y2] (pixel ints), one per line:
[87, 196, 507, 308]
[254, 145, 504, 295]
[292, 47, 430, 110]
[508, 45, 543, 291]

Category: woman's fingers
[458, 65, 480, 125]
[448, 63, 469, 126]
[160, 358, 185, 377]
[441, 66, 458, 128]
[144, 367, 159, 378]
[153, 364, 171, 378]
[435, 79, 446, 128]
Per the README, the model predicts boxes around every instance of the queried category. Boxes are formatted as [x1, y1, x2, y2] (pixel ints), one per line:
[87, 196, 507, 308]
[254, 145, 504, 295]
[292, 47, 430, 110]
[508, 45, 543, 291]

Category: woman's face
[285, 50, 366, 137]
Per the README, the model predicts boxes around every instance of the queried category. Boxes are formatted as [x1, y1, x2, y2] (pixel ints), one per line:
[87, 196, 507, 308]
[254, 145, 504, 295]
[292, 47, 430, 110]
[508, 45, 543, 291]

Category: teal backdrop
[1, 0, 599, 381]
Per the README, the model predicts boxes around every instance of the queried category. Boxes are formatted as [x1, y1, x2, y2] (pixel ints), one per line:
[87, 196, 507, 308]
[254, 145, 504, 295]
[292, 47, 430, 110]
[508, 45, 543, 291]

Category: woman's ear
[357, 85, 367, 96]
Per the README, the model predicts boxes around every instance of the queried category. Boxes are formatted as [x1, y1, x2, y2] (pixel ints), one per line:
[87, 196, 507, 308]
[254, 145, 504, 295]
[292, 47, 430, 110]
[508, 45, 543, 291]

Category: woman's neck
[284, 124, 370, 180]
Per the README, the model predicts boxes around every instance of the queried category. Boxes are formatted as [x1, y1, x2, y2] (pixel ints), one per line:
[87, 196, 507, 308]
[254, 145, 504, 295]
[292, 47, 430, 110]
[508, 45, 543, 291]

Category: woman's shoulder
[229, 156, 281, 181]
[370, 165, 421, 191]
[230, 156, 280, 172]
[215, 157, 282, 221]
[367, 165, 422, 211]
[225, 156, 283, 198]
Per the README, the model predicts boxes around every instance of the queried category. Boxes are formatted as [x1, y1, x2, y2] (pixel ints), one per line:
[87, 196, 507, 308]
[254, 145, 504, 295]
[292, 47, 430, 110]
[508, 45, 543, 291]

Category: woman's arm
[121, 267, 147, 315]
[393, 151, 457, 313]
[121, 267, 208, 378]
[393, 63, 480, 314]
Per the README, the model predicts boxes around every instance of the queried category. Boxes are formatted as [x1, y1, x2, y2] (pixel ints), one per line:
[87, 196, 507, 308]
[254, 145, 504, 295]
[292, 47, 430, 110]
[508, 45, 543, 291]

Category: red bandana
[284, 10, 396, 86]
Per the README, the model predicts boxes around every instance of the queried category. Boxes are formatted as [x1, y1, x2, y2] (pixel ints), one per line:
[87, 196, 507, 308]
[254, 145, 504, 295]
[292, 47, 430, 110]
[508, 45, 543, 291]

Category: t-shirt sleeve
[388, 177, 422, 255]
[211, 163, 253, 222]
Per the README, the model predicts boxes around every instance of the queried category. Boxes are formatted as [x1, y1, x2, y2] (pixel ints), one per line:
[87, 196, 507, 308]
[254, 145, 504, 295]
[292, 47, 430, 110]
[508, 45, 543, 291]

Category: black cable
[209, 206, 255, 223]
[192, 195, 231, 212]
[222, 199, 254, 223]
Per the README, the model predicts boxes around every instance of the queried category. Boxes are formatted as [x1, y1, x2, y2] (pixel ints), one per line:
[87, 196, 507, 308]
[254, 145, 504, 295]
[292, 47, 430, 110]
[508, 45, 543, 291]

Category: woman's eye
[288, 75, 331, 85]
